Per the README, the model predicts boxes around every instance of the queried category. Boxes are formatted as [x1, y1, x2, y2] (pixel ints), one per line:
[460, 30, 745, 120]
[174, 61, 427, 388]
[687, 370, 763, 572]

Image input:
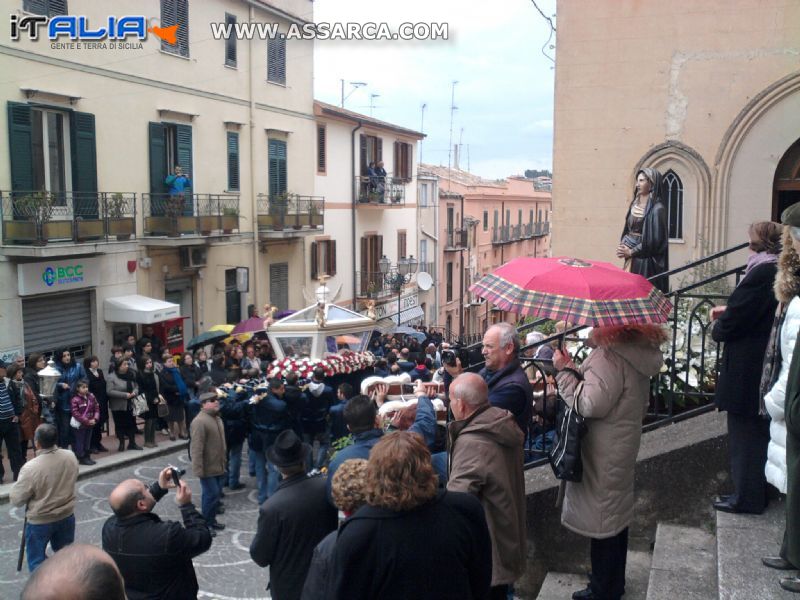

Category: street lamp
[37, 357, 61, 401]
[379, 255, 418, 327]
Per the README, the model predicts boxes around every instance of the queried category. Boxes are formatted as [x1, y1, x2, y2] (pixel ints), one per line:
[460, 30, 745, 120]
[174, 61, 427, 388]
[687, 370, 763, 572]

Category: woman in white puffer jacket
[764, 295, 800, 494]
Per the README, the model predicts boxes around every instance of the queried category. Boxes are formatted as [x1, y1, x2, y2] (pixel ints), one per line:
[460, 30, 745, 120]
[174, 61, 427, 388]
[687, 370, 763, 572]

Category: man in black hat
[250, 430, 337, 600]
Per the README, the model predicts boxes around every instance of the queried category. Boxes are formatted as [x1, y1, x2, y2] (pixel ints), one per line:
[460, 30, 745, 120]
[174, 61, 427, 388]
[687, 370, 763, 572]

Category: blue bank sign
[18, 257, 101, 295]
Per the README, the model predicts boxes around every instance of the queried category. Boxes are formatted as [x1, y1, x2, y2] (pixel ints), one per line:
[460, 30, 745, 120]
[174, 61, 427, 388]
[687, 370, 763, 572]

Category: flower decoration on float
[266, 350, 375, 381]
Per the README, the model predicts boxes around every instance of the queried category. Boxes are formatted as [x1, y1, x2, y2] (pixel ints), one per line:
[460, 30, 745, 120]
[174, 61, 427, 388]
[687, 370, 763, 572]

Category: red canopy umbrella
[469, 256, 672, 327]
[231, 316, 266, 335]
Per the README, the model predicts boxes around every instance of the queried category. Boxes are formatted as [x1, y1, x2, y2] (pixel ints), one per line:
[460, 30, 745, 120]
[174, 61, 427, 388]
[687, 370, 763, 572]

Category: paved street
[0, 447, 272, 599]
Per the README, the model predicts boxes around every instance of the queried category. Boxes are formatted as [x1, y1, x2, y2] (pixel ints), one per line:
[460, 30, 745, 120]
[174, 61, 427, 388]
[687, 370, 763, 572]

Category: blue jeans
[199, 476, 222, 524]
[227, 442, 243, 487]
[253, 448, 279, 505]
[25, 514, 75, 572]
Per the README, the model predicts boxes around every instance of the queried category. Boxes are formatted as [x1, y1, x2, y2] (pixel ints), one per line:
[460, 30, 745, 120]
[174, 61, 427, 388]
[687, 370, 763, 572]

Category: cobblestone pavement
[0, 447, 272, 599]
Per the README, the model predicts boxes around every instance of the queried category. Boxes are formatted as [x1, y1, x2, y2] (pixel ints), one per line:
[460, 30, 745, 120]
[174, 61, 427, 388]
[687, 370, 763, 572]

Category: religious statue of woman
[616, 167, 670, 293]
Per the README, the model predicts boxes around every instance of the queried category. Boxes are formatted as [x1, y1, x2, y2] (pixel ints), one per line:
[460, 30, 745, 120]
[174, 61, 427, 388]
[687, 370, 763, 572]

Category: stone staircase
[537, 497, 793, 599]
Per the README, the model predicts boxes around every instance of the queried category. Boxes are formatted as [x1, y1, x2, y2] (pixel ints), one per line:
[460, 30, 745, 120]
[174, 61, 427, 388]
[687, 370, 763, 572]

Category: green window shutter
[227, 132, 239, 191]
[268, 139, 287, 196]
[224, 13, 237, 67]
[7, 102, 34, 193]
[148, 122, 167, 199]
[23, 0, 66, 16]
[175, 124, 193, 215]
[70, 111, 98, 218]
[267, 37, 286, 84]
[161, 0, 189, 57]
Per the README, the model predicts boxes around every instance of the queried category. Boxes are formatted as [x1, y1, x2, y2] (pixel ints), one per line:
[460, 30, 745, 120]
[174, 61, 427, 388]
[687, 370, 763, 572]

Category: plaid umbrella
[469, 256, 672, 327]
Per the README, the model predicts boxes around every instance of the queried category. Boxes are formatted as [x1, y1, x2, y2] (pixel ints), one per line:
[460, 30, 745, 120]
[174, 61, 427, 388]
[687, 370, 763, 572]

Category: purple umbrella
[231, 316, 266, 335]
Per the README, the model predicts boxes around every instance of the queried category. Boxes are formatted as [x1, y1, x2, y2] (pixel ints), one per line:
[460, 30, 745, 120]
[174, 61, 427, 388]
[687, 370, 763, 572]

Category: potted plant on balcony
[107, 193, 134, 241]
[310, 201, 322, 229]
[16, 191, 55, 246]
[221, 206, 239, 234]
[269, 192, 289, 231]
[164, 194, 185, 237]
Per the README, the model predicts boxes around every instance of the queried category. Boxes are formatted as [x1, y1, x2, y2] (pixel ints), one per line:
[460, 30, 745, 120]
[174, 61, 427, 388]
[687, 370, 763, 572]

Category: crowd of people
[11, 203, 800, 600]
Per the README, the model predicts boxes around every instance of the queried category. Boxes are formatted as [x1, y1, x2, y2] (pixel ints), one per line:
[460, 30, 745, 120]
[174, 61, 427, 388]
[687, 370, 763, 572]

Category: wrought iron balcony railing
[0, 190, 136, 245]
[355, 270, 416, 299]
[356, 176, 406, 206]
[444, 227, 468, 250]
[142, 193, 239, 237]
[256, 194, 324, 232]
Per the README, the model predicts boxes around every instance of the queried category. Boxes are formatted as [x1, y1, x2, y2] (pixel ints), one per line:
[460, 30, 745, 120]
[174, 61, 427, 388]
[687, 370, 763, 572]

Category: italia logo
[10, 14, 178, 44]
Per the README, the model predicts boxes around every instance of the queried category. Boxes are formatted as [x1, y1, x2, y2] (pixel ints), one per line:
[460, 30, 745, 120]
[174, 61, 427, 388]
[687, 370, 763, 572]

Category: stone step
[646, 523, 717, 600]
[716, 496, 796, 600]
[536, 550, 651, 599]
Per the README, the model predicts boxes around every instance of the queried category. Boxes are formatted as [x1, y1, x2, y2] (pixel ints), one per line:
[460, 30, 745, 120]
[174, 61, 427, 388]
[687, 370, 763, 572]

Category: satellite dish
[417, 271, 433, 291]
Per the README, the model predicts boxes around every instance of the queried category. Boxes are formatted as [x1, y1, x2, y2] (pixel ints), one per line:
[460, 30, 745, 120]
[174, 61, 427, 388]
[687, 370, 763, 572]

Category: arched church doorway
[774, 137, 800, 220]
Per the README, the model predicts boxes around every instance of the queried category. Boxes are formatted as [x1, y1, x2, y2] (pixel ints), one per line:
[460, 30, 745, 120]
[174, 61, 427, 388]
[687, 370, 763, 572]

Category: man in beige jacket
[10, 423, 79, 572]
[190, 391, 227, 535]
[447, 372, 526, 599]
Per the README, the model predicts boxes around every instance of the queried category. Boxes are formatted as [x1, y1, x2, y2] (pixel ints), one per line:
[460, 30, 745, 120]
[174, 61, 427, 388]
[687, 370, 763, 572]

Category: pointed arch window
[664, 170, 683, 240]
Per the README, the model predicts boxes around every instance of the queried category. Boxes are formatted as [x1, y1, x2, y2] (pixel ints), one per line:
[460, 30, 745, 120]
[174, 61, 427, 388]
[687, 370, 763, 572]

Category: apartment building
[420, 165, 552, 338]
[313, 101, 425, 327]
[0, 0, 317, 360]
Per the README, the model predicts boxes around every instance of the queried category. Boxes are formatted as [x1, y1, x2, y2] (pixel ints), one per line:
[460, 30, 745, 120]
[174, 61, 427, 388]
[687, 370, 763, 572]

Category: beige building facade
[0, 0, 317, 360]
[313, 101, 424, 327]
[552, 0, 800, 275]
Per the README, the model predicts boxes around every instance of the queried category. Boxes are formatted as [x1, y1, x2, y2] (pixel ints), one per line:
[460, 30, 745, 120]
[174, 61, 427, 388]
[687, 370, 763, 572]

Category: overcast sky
[311, 0, 557, 180]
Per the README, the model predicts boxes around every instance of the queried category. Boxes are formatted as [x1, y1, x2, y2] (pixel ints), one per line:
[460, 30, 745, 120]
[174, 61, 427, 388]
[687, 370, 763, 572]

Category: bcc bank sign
[18, 257, 101, 296]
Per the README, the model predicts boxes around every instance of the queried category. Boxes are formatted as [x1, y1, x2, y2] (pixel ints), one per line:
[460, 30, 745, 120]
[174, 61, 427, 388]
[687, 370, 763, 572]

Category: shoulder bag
[131, 393, 149, 417]
[548, 380, 588, 482]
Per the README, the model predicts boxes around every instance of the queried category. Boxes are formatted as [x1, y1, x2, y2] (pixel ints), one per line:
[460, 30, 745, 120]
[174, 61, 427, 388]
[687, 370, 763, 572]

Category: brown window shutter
[394, 141, 400, 177]
[360, 134, 368, 175]
[310, 242, 318, 280]
[317, 126, 326, 173]
[328, 241, 337, 276]
[377, 138, 383, 162]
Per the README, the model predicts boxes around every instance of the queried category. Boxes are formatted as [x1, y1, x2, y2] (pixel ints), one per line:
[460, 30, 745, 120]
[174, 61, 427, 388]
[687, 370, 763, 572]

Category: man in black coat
[250, 430, 337, 600]
[711, 223, 781, 515]
[102, 467, 212, 600]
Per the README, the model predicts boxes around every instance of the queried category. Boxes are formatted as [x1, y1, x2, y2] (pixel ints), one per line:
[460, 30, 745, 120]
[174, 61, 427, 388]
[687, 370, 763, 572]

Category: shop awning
[376, 305, 425, 331]
[104, 295, 181, 324]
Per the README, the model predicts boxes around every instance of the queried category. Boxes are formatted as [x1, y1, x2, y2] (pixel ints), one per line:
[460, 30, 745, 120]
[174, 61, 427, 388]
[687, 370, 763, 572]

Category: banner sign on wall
[18, 257, 101, 295]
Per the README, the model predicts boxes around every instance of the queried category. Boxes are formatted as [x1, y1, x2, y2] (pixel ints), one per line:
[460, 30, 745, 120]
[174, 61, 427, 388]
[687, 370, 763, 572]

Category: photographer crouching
[102, 466, 212, 600]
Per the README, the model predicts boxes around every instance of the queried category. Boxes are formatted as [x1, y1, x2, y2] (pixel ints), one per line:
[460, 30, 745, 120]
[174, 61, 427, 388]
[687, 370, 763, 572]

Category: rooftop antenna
[419, 103, 427, 165]
[340, 80, 366, 108]
[369, 93, 380, 117]
[447, 80, 458, 192]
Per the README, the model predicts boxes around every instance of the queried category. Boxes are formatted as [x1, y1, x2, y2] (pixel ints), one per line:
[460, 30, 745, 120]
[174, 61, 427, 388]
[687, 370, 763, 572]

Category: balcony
[142, 193, 239, 239]
[444, 227, 468, 251]
[492, 222, 550, 244]
[356, 176, 406, 207]
[355, 270, 416, 299]
[1, 191, 136, 248]
[257, 194, 324, 237]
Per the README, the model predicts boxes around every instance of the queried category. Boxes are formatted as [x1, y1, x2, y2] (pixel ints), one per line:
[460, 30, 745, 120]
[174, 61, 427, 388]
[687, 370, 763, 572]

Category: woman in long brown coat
[554, 324, 666, 600]
[7, 363, 41, 459]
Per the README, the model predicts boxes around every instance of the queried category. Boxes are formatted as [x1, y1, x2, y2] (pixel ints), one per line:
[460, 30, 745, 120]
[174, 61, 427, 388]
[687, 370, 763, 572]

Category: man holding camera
[102, 466, 212, 600]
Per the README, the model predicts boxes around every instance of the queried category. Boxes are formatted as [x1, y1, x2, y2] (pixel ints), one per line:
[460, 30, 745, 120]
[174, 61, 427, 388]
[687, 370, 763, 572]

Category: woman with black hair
[83, 356, 109, 453]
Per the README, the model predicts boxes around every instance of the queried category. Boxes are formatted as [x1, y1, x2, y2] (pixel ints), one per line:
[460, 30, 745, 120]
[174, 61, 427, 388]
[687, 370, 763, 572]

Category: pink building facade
[420, 166, 552, 339]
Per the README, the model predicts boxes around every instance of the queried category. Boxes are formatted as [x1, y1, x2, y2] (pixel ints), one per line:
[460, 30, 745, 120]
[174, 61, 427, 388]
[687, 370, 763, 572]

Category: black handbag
[548, 381, 588, 482]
